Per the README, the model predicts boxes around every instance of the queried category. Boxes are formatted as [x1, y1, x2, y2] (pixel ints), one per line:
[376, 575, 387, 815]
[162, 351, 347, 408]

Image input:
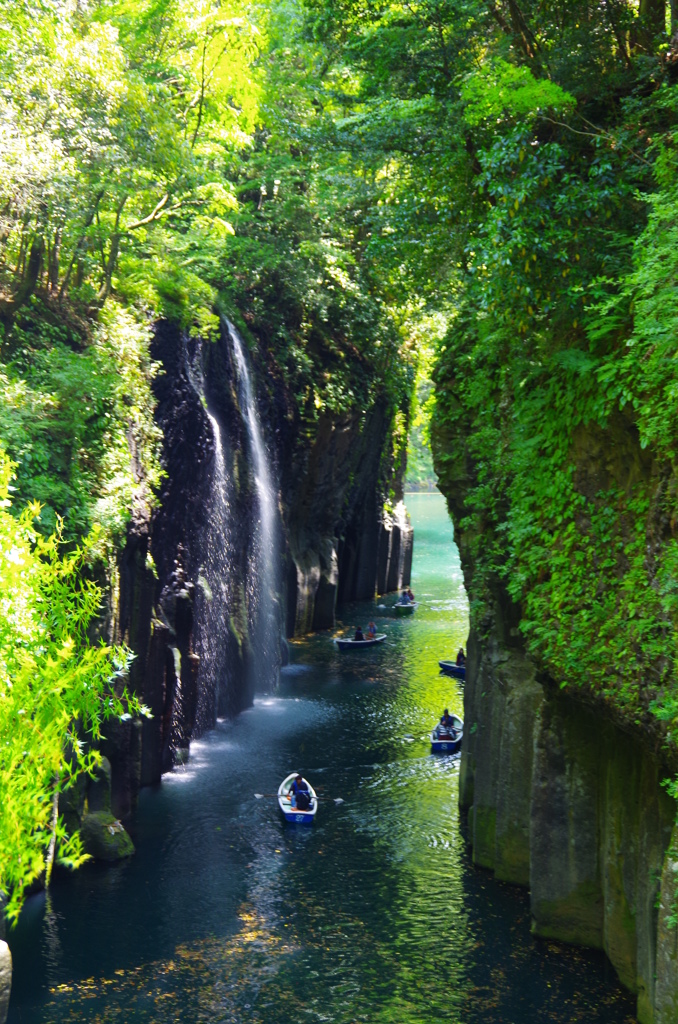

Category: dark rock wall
[459, 598, 678, 1023]
[112, 321, 255, 803]
[281, 400, 413, 634]
[111, 319, 412, 807]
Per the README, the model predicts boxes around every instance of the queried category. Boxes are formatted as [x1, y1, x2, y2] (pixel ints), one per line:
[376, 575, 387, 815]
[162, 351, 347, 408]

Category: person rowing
[289, 774, 311, 810]
[367, 621, 377, 639]
[439, 709, 457, 736]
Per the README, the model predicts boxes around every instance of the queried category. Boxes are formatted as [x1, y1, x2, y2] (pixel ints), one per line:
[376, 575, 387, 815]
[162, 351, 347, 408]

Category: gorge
[3, 0, 678, 1021]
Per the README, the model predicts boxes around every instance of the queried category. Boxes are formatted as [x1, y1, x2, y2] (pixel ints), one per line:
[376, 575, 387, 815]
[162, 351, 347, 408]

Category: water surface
[7, 493, 636, 1023]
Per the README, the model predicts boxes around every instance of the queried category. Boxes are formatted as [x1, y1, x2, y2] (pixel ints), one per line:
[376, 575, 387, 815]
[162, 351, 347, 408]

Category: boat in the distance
[334, 634, 386, 650]
[394, 602, 418, 617]
[430, 715, 463, 753]
[439, 661, 466, 680]
[278, 773, 318, 825]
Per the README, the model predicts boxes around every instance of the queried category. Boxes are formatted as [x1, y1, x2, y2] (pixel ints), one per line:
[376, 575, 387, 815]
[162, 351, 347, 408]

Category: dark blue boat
[439, 661, 465, 679]
[430, 715, 463, 753]
[278, 773, 318, 825]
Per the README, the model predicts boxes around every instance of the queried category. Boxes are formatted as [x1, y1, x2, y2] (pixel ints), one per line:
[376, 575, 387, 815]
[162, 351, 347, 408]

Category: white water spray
[226, 320, 281, 687]
[185, 349, 235, 725]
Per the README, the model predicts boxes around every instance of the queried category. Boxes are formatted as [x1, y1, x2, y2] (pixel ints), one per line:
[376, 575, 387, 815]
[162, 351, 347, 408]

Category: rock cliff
[433, 431, 678, 1023]
[457, 595, 677, 1022]
[110, 318, 411, 808]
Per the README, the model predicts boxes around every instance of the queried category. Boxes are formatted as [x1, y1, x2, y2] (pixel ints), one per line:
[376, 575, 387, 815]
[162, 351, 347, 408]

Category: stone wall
[460, 601, 678, 1023]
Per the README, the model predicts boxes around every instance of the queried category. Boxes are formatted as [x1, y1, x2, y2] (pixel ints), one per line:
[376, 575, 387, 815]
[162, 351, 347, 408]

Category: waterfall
[184, 345, 236, 728]
[226, 319, 281, 690]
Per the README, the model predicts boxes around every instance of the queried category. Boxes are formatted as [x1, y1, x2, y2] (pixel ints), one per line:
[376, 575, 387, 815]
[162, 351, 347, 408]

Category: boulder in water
[0, 940, 11, 1024]
[80, 812, 135, 862]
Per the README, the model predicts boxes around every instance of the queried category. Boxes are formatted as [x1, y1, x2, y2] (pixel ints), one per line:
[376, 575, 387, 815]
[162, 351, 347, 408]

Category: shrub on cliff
[0, 449, 144, 921]
[427, 3, 678, 736]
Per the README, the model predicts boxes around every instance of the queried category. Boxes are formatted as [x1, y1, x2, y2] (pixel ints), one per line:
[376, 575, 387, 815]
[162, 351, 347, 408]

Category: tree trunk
[48, 228, 61, 293]
[96, 233, 120, 304]
[12, 234, 44, 310]
[635, 0, 667, 51]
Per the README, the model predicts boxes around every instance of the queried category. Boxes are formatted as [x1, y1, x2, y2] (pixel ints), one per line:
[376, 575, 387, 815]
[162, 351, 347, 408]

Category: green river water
[7, 492, 636, 1023]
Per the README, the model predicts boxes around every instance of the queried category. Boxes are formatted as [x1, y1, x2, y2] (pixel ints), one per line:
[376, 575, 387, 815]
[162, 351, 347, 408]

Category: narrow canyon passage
[7, 495, 634, 1024]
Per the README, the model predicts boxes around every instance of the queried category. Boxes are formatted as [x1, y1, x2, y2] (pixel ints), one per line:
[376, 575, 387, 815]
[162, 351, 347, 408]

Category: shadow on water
[7, 493, 636, 1023]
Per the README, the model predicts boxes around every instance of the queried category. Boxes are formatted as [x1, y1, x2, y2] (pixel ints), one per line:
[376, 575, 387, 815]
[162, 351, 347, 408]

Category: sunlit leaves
[0, 448, 145, 920]
[461, 59, 574, 127]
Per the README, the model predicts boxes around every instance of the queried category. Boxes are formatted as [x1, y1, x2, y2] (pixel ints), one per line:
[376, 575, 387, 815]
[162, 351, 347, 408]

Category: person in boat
[367, 621, 377, 639]
[290, 774, 311, 811]
[398, 590, 411, 605]
[456, 647, 466, 667]
[354, 626, 366, 641]
[406, 588, 415, 602]
[439, 709, 457, 736]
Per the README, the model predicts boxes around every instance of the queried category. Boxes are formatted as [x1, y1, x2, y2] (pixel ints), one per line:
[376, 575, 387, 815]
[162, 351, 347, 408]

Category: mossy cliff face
[434, 407, 678, 1021]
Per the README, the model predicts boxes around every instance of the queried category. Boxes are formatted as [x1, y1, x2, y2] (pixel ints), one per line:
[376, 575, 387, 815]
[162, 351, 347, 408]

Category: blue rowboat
[278, 773, 318, 825]
[394, 602, 417, 617]
[430, 715, 463, 754]
[439, 661, 466, 680]
[335, 634, 386, 650]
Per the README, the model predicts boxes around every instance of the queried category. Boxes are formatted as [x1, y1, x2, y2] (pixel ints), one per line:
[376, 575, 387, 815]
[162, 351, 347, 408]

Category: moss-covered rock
[0, 941, 11, 1024]
[80, 812, 134, 862]
[655, 829, 678, 1024]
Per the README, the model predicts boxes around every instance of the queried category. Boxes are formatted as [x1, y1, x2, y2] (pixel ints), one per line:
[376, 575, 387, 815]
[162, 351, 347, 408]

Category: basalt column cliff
[113, 317, 412, 805]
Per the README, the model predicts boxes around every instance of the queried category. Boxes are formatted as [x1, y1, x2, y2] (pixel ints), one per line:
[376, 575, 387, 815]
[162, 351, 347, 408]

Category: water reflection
[7, 493, 635, 1024]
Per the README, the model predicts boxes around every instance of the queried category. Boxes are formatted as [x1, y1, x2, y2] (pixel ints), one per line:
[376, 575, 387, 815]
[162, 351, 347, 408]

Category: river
[7, 492, 635, 1023]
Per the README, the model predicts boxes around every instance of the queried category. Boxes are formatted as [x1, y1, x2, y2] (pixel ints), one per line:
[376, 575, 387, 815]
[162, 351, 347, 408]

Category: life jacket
[292, 779, 311, 810]
[296, 789, 311, 810]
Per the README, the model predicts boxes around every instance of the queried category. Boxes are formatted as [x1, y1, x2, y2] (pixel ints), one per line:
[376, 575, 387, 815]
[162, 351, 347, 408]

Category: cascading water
[161, 323, 281, 740]
[225, 319, 281, 690]
[184, 345, 236, 728]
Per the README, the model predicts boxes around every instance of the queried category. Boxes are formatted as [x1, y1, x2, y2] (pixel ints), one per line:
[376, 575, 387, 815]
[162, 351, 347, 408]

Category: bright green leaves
[0, 449, 144, 920]
[0, 0, 263, 336]
[461, 59, 574, 127]
[0, 302, 162, 545]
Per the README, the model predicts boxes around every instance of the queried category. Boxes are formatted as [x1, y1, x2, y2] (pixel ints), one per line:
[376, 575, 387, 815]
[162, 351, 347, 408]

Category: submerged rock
[80, 812, 135, 862]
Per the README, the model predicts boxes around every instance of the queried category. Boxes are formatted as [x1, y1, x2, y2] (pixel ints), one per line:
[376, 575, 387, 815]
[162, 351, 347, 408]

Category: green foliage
[461, 59, 574, 127]
[424, 1, 678, 755]
[0, 0, 260, 334]
[0, 302, 162, 546]
[0, 449, 145, 921]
